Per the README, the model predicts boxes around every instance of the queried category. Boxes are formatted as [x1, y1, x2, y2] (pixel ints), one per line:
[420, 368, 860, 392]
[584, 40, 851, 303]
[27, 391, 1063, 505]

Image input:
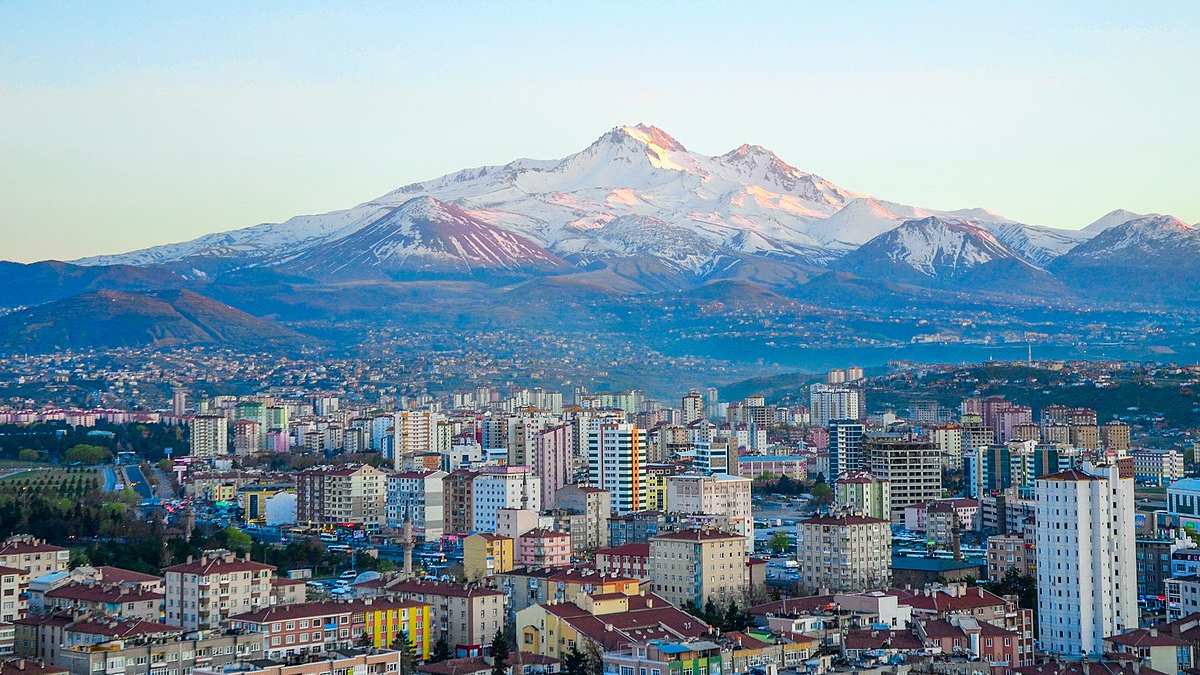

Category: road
[123, 465, 154, 499]
[101, 466, 117, 491]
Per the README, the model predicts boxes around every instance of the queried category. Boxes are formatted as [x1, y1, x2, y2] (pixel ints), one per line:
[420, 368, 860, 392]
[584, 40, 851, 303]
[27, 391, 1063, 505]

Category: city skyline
[1, 2, 1198, 262]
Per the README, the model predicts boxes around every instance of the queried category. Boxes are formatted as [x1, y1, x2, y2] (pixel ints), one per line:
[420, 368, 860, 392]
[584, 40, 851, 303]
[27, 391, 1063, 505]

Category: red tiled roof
[1107, 628, 1190, 647]
[0, 540, 67, 556]
[595, 543, 650, 558]
[0, 660, 69, 675]
[96, 566, 161, 583]
[892, 587, 1008, 613]
[66, 619, 180, 638]
[45, 583, 163, 603]
[801, 515, 889, 526]
[162, 556, 274, 576]
[0, 566, 28, 576]
[652, 528, 742, 542]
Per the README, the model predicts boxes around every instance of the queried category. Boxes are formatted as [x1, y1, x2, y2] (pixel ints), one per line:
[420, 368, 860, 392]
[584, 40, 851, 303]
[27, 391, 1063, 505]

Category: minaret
[402, 514, 414, 577]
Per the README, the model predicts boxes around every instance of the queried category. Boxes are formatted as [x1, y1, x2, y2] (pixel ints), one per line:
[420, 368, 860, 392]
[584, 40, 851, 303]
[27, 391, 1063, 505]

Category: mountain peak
[1082, 208, 1145, 235]
[610, 123, 687, 152]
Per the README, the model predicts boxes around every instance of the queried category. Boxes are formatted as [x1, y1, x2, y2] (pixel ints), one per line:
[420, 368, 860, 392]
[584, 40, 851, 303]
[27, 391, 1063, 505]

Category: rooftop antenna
[1027, 341, 1033, 365]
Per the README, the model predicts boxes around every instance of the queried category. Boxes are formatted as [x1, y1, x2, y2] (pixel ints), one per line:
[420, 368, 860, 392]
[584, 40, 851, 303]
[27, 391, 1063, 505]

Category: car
[339, 570, 357, 580]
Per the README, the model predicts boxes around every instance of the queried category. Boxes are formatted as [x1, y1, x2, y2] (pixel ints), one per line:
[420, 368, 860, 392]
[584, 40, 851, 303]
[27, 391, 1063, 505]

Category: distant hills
[2, 124, 1197, 353]
[0, 289, 305, 351]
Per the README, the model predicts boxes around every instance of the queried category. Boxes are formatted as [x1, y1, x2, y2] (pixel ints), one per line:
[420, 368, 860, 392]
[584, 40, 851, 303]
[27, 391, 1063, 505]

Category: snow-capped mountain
[1059, 214, 1198, 261]
[76, 123, 1094, 279]
[1080, 208, 1145, 236]
[283, 196, 562, 278]
[836, 216, 1059, 293]
[75, 123, 1161, 291]
[1050, 215, 1200, 301]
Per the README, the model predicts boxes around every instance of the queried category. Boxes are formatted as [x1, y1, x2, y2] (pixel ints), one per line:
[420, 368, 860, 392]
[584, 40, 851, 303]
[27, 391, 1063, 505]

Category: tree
[431, 636, 452, 663]
[64, 444, 110, 465]
[722, 600, 749, 632]
[17, 448, 39, 462]
[563, 643, 588, 675]
[490, 630, 510, 675]
[810, 480, 833, 506]
[767, 531, 790, 554]
[223, 526, 253, 553]
[703, 598, 720, 626]
[393, 631, 417, 675]
[357, 631, 373, 647]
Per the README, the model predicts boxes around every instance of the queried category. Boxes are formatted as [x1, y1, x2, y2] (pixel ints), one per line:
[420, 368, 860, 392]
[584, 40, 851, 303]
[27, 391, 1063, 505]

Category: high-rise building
[442, 468, 479, 535]
[795, 514, 891, 593]
[682, 391, 704, 424]
[1035, 462, 1137, 658]
[809, 384, 864, 426]
[929, 423, 964, 470]
[471, 465, 541, 532]
[533, 423, 573, 510]
[190, 414, 228, 458]
[386, 469, 447, 540]
[392, 410, 441, 469]
[587, 421, 646, 514]
[864, 434, 942, 522]
[665, 473, 754, 551]
[827, 420, 865, 481]
[172, 388, 189, 416]
[296, 464, 387, 530]
[1101, 421, 1131, 453]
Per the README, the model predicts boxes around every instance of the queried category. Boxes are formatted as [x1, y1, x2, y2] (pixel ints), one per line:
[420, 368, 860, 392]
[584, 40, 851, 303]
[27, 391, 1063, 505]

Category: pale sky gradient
[1, 1, 1198, 263]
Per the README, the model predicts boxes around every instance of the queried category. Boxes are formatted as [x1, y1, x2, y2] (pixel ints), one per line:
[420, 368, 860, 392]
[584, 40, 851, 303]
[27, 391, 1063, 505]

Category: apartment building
[441, 469, 478, 536]
[517, 529, 572, 568]
[384, 580, 504, 653]
[587, 421, 647, 515]
[462, 534, 514, 582]
[649, 528, 746, 610]
[385, 469, 446, 540]
[59, 632, 264, 675]
[42, 583, 162, 621]
[795, 515, 891, 594]
[191, 648, 402, 675]
[229, 599, 430, 660]
[190, 415, 229, 458]
[554, 484, 610, 553]
[1035, 464, 1137, 658]
[864, 435, 942, 522]
[296, 464, 387, 531]
[471, 465, 540, 533]
[0, 566, 28, 623]
[665, 473, 754, 552]
[834, 471, 891, 520]
[163, 550, 275, 631]
[0, 537, 69, 577]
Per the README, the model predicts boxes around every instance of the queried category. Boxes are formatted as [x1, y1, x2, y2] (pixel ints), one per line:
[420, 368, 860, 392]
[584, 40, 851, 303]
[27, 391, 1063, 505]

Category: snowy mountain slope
[1080, 208, 1145, 236]
[835, 216, 1063, 296]
[283, 197, 561, 278]
[1050, 214, 1200, 303]
[73, 123, 1103, 284]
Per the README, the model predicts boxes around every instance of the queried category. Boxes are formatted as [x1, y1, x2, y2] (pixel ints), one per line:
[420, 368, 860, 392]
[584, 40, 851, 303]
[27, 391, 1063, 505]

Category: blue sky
[1, 1, 1197, 262]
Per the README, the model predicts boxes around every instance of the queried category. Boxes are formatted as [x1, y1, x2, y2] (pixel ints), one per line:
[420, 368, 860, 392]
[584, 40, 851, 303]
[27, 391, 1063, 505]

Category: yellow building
[238, 484, 290, 525]
[517, 591, 703, 659]
[643, 466, 671, 511]
[463, 533, 514, 581]
[361, 599, 432, 659]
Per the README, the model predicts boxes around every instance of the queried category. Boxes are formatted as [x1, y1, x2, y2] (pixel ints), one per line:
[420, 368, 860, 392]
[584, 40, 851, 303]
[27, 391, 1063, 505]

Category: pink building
[534, 424, 572, 510]
[995, 405, 1033, 443]
[517, 528, 572, 567]
[903, 498, 980, 533]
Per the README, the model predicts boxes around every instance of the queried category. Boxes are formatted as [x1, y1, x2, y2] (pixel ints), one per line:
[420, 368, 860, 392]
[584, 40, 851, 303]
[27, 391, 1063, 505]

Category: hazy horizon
[2, 2, 1198, 263]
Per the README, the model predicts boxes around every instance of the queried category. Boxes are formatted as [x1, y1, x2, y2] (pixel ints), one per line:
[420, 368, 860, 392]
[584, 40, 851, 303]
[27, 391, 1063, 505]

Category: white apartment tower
[190, 414, 228, 458]
[809, 384, 864, 427]
[1035, 462, 1137, 658]
[587, 421, 646, 515]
